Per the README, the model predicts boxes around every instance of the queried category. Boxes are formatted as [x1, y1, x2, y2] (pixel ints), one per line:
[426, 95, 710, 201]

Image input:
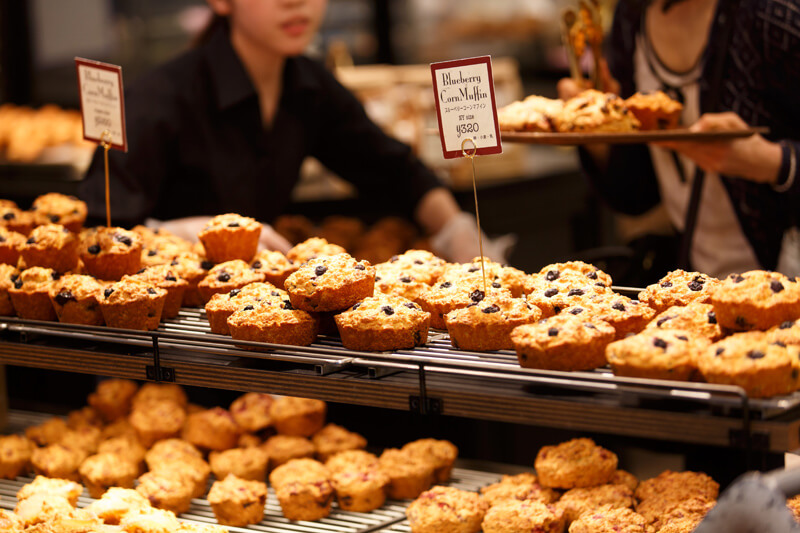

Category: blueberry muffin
[418, 280, 512, 330]
[30, 192, 87, 232]
[249, 250, 298, 288]
[696, 331, 799, 397]
[80, 226, 143, 280]
[99, 278, 167, 330]
[557, 483, 635, 524]
[524, 273, 611, 318]
[379, 249, 448, 285]
[127, 264, 189, 318]
[197, 259, 266, 303]
[606, 329, 710, 381]
[538, 261, 613, 288]
[269, 458, 334, 521]
[312, 423, 367, 462]
[140, 239, 186, 268]
[286, 236, 347, 264]
[119, 507, 182, 532]
[0, 203, 34, 235]
[198, 213, 261, 263]
[406, 486, 488, 533]
[335, 294, 430, 351]
[229, 391, 274, 433]
[511, 314, 616, 371]
[710, 270, 800, 331]
[534, 438, 618, 489]
[374, 263, 434, 302]
[270, 396, 327, 437]
[645, 301, 725, 341]
[19, 224, 80, 273]
[79, 451, 139, 497]
[481, 499, 566, 533]
[167, 251, 210, 307]
[379, 448, 435, 500]
[0, 263, 19, 315]
[261, 434, 315, 469]
[209, 446, 269, 481]
[625, 90, 683, 130]
[554, 89, 640, 132]
[402, 438, 459, 483]
[285, 253, 375, 312]
[0, 226, 25, 265]
[445, 293, 541, 351]
[182, 407, 241, 451]
[205, 281, 283, 335]
[48, 273, 104, 325]
[568, 504, 649, 533]
[129, 399, 186, 447]
[480, 472, 560, 508]
[8, 266, 58, 320]
[227, 296, 318, 347]
[498, 95, 564, 132]
[441, 257, 527, 298]
[0, 434, 33, 479]
[584, 293, 656, 339]
[207, 473, 268, 526]
[87, 378, 138, 422]
[638, 270, 721, 313]
[768, 318, 800, 346]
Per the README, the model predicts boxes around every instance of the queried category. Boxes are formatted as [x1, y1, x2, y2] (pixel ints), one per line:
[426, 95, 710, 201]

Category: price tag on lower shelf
[75, 57, 127, 152]
[430, 56, 502, 159]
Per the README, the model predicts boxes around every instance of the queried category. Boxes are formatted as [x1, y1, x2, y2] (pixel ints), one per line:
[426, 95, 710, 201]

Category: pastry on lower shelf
[66, 405, 104, 429]
[79, 452, 139, 498]
[98, 278, 167, 331]
[710, 270, 800, 331]
[554, 89, 640, 133]
[31, 192, 87, 232]
[136, 470, 194, 514]
[14, 493, 75, 528]
[79, 226, 143, 281]
[182, 407, 241, 451]
[229, 391, 274, 433]
[479, 472, 560, 508]
[401, 438, 458, 483]
[567, 504, 648, 533]
[132, 382, 188, 410]
[269, 458, 334, 521]
[326, 451, 388, 512]
[209, 446, 269, 482]
[480, 499, 565, 533]
[638, 270, 721, 314]
[379, 448, 434, 500]
[20, 224, 80, 273]
[0, 434, 33, 479]
[198, 213, 262, 263]
[30, 444, 82, 481]
[270, 396, 327, 437]
[335, 295, 430, 351]
[48, 273, 105, 325]
[8, 266, 59, 321]
[57, 425, 102, 458]
[87, 378, 138, 422]
[97, 435, 146, 475]
[145, 438, 203, 470]
[129, 399, 186, 448]
[625, 90, 683, 130]
[150, 454, 210, 499]
[85, 487, 150, 525]
[534, 438, 618, 489]
[208, 473, 268, 527]
[25, 416, 68, 446]
[406, 485, 487, 533]
[16, 475, 83, 505]
[606, 328, 710, 382]
[557, 483, 635, 524]
[311, 423, 367, 462]
[177, 523, 231, 533]
[261, 434, 315, 469]
[285, 253, 375, 312]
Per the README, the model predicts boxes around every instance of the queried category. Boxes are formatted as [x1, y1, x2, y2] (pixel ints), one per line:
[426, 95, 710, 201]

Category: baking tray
[498, 127, 768, 145]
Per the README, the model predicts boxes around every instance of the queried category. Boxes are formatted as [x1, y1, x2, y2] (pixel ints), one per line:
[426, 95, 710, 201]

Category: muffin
[79, 452, 139, 498]
[270, 396, 327, 437]
[167, 251, 210, 307]
[207, 473, 268, 526]
[611, 470, 639, 492]
[261, 434, 315, 469]
[209, 446, 269, 481]
[0, 203, 34, 235]
[498, 95, 564, 132]
[318, 215, 365, 250]
[639, 496, 715, 531]
[696, 331, 799, 397]
[444, 293, 541, 351]
[511, 314, 616, 371]
[205, 282, 283, 335]
[25, 416, 68, 446]
[480, 472, 560, 508]
[568, 504, 649, 533]
[48, 273, 104, 325]
[198, 213, 261, 263]
[8, 266, 58, 320]
[85, 487, 150, 525]
[557, 483, 634, 524]
[402, 438, 459, 483]
[481, 499, 566, 533]
[30, 443, 82, 481]
[418, 280, 512, 330]
[331, 466, 390, 512]
[634, 470, 719, 504]
[98, 278, 167, 330]
[554, 89, 640, 132]
[127, 264, 189, 318]
[227, 296, 318, 347]
[150, 454, 211, 499]
[197, 259, 266, 303]
[0, 226, 25, 265]
[97, 435, 146, 474]
[710, 270, 800, 331]
[0, 510, 22, 532]
[538, 261, 612, 287]
[100, 418, 139, 441]
[406, 485, 488, 533]
[335, 295, 430, 351]
[129, 399, 186, 447]
[286, 237, 347, 264]
[534, 438, 617, 489]
[30, 192, 87, 231]
[583, 293, 656, 339]
[229, 391, 274, 433]
[0, 263, 19, 315]
[119, 507, 182, 533]
[87, 378, 138, 422]
[0, 434, 33, 479]
[377, 249, 447, 286]
[326, 449, 381, 474]
[182, 407, 241, 451]
[19, 224, 79, 273]
[145, 438, 203, 469]
[285, 253, 375, 312]
[269, 458, 334, 521]
[57, 425, 103, 458]
[14, 493, 75, 528]
[135, 470, 194, 514]
[66, 405, 104, 429]
[132, 382, 188, 410]
[441, 257, 528, 298]
[606, 329, 711, 381]
[312, 423, 367, 461]
[379, 448, 435, 500]
[645, 301, 725, 342]
[625, 90, 683, 130]
[374, 263, 435, 303]
[638, 270, 721, 314]
[250, 249, 298, 287]
[80, 226, 143, 280]
[523, 273, 611, 318]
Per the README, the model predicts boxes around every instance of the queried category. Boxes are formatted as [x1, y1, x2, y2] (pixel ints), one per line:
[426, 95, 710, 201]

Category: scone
[312, 423, 367, 461]
[285, 253, 375, 312]
[197, 259, 266, 303]
[335, 295, 430, 351]
[182, 407, 241, 451]
[480, 472, 560, 508]
[710, 270, 800, 330]
[198, 213, 261, 263]
[638, 270, 721, 313]
[98, 278, 167, 330]
[48, 273, 104, 325]
[444, 293, 541, 351]
[270, 396, 327, 437]
[80, 226, 143, 280]
[269, 458, 334, 521]
[534, 438, 617, 489]
[207, 473, 268, 526]
[127, 264, 189, 318]
[8, 266, 58, 320]
[481, 499, 566, 533]
[19, 224, 79, 273]
[30, 192, 87, 231]
[406, 485, 488, 533]
[606, 329, 710, 381]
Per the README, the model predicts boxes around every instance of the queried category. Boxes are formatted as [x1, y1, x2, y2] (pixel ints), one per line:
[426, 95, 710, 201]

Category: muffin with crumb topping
[80, 226, 143, 280]
[127, 264, 188, 318]
[19, 224, 79, 273]
[30, 192, 87, 232]
[98, 278, 167, 330]
[8, 266, 58, 320]
[250, 249, 298, 288]
[0, 226, 25, 266]
[197, 259, 266, 303]
[198, 213, 261, 263]
[208, 473, 268, 526]
[335, 294, 430, 351]
[48, 273, 104, 325]
[0, 435, 33, 479]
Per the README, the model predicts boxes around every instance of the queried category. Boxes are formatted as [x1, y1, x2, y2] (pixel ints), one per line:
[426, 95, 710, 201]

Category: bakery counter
[2, 308, 800, 457]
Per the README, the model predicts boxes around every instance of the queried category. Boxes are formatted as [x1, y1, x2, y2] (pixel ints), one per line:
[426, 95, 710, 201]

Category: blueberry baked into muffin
[606, 329, 710, 382]
[98, 278, 167, 330]
[197, 259, 266, 302]
[8, 266, 59, 321]
[30, 192, 87, 232]
[554, 89, 640, 132]
[48, 273, 104, 325]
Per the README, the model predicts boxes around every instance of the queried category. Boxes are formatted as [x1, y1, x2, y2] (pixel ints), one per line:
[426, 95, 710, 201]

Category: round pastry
[80, 227, 143, 280]
[167, 251, 210, 307]
[498, 95, 564, 132]
[767, 318, 800, 346]
[270, 396, 326, 437]
[538, 261, 613, 288]
[79, 452, 138, 498]
[97, 436, 146, 474]
[135, 470, 194, 514]
[335, 294, 430, 351]
[30, 192, 87, 232]
[444, 293, 541, 351]
[98, 278, 167, 330]
[645, 301, 725, 341]
[14, 493, 75, 528]
[374, 263, 434, 303]
[696, 331, 799, 397]
[120, 508, 182, 532]
[260, 434, 315, 469]
[606, 329, 710, 381]
[625, 90, 683, 130]
[140, 239, 186, 268]
[331, 465, 390, 512]
[312, 423, 367, 462]
[151, 453, 211, 498]
[129, 399, 186, 447]
[227, 295, 318, 347]
[198, 213, 261, 263]
[557, 483, 635, 524]
[0, 263, 19, 316]
[229, 391, 274, 433]
[554, 89, 640, 132]
[0, 203, 34, 235]
[523, 273, 611, 318]
[182, 407, 241, 451]
[57, 425, 102, 458]
[197, 259, 266, 303]
[584, 293, 656, 339]
[611, 470, 639, 492]
[568, 504, 649, 533]
[127, 264, 189, 318]
[132, 382, 188, 410]
[0, 226, 25, 265]
[145, 438, 203, 469]
[204, 282, 282, 335]
[269, 458, 334, 521]
[0, 434, 33, 479]
[634, 470, 719, 504]
[25, 417, 68, 446]
[286, 236, 346, 264]
[209, 446, 269, 482]
[16, 475, 83, 505]
[639, 496, 715, 531]
[30, 444, 82, 481]
[480, 472, 560, 508]
[481, 499, 566, 533]
[710, 270, 800, 331]
[326, 449, 380, 474]
[406, 485, 488, 533]
[379, 249, 447, 286]
[511, 314, 616, 371]
[207, 473, 268, 527]
[285, 253, 375, 312]
[441, 257, 528, 298]
[87, 378, 138, 422]
[85, 487, 150, 525]
[534, 438, 618, 489]
[48, 273, 104, 325]
[19, 224, 79, 273]
[638, 270, 721, 313]
[418, 280, 512, 330]
[8, 266, 58, 321]
[379, 448, 434, 500]
[401, 438, 459, 483]
[249, 249, 298, 288]
[0, 510, 22, 532]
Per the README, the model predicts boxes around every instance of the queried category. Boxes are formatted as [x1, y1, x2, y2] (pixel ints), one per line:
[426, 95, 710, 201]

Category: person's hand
[557, 58, 620, 101]
[258, 223, 291, 253]
[429, 212, 516, 264]
[654, 112, 782, 184]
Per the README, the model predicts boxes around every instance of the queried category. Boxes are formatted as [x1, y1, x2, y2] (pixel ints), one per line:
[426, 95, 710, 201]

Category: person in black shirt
[80, 0, 506, 261]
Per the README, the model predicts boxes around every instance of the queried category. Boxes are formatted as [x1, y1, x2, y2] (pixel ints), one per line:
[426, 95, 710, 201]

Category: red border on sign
[430, 56, 502, 159]
[74, 57, 128, 152]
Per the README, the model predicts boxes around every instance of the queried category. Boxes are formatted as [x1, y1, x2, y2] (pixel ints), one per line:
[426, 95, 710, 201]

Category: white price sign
[75, 57, 127, 151]
[431, 56, 502, 159]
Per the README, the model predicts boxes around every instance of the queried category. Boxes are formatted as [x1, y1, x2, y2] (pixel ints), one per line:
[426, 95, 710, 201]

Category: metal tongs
[561, 0, 604, 89]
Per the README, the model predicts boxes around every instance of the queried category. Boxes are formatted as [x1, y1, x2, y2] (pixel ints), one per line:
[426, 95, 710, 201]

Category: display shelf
[2, 308, 800, 454]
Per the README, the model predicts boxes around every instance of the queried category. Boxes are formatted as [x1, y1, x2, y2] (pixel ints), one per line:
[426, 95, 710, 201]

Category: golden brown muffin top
[49, 274, 103, 303]
[31, 192, 87, 226]
[199, 213, 260, 234]
[335, 294, 429, 330]
[199, 259, 265, 289]
[81, 227, 142, 256]
[285, 253, 374, 296]
[100, 278, 166, 304]
[127, 264, 188, 288]
[23, 224, 75, 249]
[286, 237, 347, 264]
[10, 266, 58, 292]
[207, 473, 267, 505]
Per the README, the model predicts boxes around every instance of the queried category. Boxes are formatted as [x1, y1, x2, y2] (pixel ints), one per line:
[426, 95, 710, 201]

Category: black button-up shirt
[80, 25, 441, 226]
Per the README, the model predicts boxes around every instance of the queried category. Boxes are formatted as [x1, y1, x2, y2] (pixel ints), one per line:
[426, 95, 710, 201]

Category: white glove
[146, 217, 292, 253]
[430, 212, 516, 264]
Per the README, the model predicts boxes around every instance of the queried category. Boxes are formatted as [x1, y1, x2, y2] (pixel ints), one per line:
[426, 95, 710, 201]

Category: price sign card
[431, 56, 502, 159]
[75, 57, 127, 151]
